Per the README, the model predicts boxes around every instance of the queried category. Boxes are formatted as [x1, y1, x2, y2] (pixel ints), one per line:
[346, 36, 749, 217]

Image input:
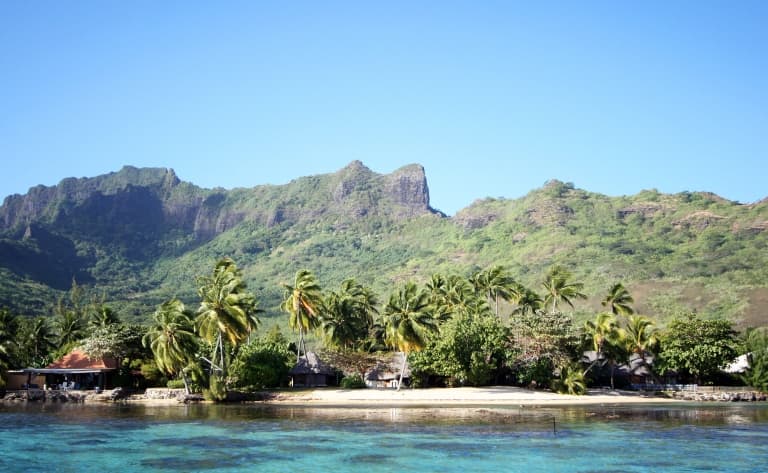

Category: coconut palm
[583, 312, 618, 374]
[18, 317, 56, 367]
[0, 308, 17, 366]
[542, 265, 587, 314]
[619, 314, 659, 380]
[470, 266, 519, 317]
[511, 286, 544, 316]
[281, 269, 323, 362]
[601, 283, 635, 316]
[56, 310, 86, 349]
[195, 258, 259, 379]
[89, 304, 121, 329]
[143, 299, 198, 394]
[321, 279, 378, 351]
[383, 282, 437, 390]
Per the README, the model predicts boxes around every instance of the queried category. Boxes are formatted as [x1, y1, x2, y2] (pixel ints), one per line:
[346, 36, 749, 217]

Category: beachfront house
[289, 352, 338, 387]
[16, 348, 118, 391]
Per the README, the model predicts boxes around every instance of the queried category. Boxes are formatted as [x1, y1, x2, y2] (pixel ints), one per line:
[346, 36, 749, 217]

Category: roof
[46, 348, 118, 371]
[366, 352, 410, 381]
[289, 352, 336, 375]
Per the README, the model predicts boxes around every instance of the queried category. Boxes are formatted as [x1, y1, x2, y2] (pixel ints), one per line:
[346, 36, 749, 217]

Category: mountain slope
[1, 165, 766, 329]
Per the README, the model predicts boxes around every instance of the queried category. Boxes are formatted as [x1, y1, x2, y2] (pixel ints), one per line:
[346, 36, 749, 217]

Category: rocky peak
[385, 164, 430, 210]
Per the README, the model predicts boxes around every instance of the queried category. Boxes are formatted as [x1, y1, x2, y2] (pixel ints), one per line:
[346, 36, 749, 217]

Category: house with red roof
[15, 348, 118, 391]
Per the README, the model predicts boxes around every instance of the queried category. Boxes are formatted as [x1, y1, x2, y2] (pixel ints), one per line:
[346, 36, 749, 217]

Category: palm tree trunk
[297, 326, 305, 363]
[397, 352, 407, 391]
[218, 332, 225, 378]
[182, 372, 191, 396]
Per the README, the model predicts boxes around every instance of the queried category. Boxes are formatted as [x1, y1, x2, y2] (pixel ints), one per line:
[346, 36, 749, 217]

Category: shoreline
[262, 386, 680, 407]
[6, 386, 765, 408]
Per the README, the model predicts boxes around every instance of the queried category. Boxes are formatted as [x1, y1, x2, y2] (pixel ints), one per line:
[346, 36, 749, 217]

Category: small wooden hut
[289, 352, 338, 387]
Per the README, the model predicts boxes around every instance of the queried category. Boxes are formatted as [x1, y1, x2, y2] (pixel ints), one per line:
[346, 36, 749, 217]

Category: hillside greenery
[0, 164, 767, 334]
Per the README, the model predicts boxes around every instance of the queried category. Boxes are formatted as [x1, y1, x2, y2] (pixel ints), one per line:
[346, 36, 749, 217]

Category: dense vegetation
[1, 163, 767, 394]
[2, 259, 767, 397]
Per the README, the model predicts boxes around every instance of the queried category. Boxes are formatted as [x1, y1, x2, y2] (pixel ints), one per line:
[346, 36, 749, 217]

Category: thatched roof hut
[365, 352, 410, 389]
[289, 352, 338, 387]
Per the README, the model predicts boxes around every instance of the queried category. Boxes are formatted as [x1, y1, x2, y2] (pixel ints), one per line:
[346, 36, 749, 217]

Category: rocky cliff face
[0, 161, 436, 243]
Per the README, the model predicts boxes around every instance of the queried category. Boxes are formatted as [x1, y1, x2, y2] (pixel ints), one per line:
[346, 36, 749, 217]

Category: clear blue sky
[1, 1, 766, 215]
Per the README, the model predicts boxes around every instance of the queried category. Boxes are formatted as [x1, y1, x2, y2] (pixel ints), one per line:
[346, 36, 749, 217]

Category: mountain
[1, 163, 767, 329]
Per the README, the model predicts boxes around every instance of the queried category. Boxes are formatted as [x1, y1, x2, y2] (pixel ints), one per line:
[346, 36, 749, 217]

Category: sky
[1, 1, 766, 215]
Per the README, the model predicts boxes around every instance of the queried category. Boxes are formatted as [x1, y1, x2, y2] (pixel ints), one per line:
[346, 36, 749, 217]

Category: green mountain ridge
[1, 163, 767, 329]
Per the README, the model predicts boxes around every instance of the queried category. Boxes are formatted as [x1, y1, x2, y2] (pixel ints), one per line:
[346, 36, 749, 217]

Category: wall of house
[5, 373, 45, 390]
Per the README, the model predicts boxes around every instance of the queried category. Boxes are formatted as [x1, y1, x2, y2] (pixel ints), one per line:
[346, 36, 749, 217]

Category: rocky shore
[668, 390, 768, 402]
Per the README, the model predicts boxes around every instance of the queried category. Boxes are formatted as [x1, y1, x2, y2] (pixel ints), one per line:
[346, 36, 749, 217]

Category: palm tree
[89, 304, 121, 329]
[383, 282, 437, 390]
[601, 283, 635, 316]
[0, 308, 18, 367]
[583, 312, 618, 375]
[511, 286, 544, 316]
[281, 269, 324, 362]
[542, 265, 587, 314]
[321, 279, 378, 351]
[56, 310, 85, 349]
[470, 266, 519, 317]
[428, 274, 484, 321]
[619, 315, 659, 380]
[143, 299, 198, 394]
[18, 317, 56, 367]
[195, 258, 259, 380]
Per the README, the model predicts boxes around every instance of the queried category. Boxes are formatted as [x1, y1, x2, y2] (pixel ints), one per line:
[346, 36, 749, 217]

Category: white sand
[268, 386, 678, 406]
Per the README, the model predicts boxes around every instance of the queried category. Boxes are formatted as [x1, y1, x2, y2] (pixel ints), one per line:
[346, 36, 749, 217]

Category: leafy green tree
[383, 282, 438, 390]
[195, 257, 259, 387]
[657, 313, 738, 384]
[741, 328, 768, 392]
[601, 283, 635, 316]
[509, 310, 580, 387]
[410, 311, 508, 386]
[542, 265, 587, 314]
[143, 299, 198, 394]
[230, 327, 293, 390]
[281, 269, 323, 362]
[80, 323, 147, 364]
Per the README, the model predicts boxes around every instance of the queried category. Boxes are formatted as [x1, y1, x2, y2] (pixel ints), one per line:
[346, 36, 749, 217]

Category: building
[16, 348, 118, 391]
[289, 352, 338, 387]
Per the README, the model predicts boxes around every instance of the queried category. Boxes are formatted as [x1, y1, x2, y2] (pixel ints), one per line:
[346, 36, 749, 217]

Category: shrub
[340, 374, 367, 389]
[166, 378, 186, 389]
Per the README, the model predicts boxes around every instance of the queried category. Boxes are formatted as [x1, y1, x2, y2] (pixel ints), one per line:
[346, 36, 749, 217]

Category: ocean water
[1, 402, 767, 472]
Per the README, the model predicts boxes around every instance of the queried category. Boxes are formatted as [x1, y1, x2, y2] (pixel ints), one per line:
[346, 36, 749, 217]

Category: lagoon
[1, 403, 767, 472]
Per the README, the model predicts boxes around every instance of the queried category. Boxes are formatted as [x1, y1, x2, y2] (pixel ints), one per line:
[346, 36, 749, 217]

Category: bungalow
[289, 352, 338, 388]
[365, 352, 410, 389]
[16, 348, 118, 391]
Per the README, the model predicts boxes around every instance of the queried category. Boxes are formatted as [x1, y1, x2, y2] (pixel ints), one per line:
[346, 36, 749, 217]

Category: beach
[263, 386, 676, 407]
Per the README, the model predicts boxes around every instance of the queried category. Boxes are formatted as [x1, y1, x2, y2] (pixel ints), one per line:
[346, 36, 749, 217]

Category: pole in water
[552, 416, 557, 435]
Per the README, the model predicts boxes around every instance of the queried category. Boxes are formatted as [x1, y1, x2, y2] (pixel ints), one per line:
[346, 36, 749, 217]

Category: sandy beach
[264, 386, 678, 407]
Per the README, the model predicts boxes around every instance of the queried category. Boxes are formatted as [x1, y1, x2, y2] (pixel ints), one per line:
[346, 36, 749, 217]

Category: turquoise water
[2, 403, 767, 472]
